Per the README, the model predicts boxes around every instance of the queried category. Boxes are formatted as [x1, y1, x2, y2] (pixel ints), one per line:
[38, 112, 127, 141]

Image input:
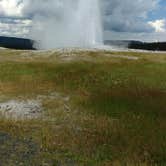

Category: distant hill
[0, 36, 35, 50]
[104, 40, 166, 51]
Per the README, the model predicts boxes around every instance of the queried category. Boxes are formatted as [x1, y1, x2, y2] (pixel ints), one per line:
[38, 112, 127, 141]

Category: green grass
[0, 49, 165, 165]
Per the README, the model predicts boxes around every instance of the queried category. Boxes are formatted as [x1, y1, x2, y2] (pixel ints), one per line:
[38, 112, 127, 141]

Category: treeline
[128, 42, 166, 51]
[0, 36, 166, 51]
[0, 36, 35, 50]
[105, 40, 166, 51]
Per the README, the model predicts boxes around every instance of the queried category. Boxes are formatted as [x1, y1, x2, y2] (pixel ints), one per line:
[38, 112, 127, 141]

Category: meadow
[0, 49, 165, 166]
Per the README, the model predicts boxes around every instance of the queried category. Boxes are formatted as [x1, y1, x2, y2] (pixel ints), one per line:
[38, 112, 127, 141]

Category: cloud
[104, 30, 166, 42]
[22, 0, 159, 33]
[22, 0, 161, 34]
[23, 0, 104, 49]
[102, 0, 159, 33]
[0, 0, 165, 42]
[148, 19, 166, 32]
[0, 17, 32, 37]
[0, 0, 23, 17]
[0, 0, 31, 37]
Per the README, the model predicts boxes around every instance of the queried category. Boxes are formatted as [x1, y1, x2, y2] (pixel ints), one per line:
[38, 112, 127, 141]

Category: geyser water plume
[27, 0, 103, 49]
[75, 0, 103, 47]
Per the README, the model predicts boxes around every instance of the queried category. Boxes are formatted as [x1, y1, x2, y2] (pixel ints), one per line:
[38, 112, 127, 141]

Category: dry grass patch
[0, 49, 165, 165]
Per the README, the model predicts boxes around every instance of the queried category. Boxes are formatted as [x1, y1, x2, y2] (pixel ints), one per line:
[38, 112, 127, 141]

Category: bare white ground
[0, 100, 42, 119]
[0, 92, 70, 120]
[105, 54, 139, 60]
[0, 47, 7, 49]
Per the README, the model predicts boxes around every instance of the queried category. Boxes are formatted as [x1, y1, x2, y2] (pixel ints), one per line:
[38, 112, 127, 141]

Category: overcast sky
[0, 0, 165, 41]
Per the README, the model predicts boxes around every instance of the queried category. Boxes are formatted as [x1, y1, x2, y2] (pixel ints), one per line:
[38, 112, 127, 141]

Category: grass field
[0, 49, 165, 165]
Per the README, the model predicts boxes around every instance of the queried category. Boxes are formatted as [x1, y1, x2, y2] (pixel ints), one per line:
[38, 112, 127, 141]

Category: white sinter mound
[0, 100, 42, 119]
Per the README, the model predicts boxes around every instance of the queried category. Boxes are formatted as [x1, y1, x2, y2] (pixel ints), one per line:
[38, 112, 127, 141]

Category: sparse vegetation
[0, 49, 165, 165]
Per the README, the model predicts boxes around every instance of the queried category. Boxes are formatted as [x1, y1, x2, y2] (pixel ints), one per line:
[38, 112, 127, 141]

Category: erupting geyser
[29, 0, 103, 49]
[74, 0, 103, 47]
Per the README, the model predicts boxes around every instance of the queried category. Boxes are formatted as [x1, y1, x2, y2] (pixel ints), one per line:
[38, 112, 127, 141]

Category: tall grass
[0, 50, 165, 165]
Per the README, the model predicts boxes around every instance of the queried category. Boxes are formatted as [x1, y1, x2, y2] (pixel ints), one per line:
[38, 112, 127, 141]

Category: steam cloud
[23, 0, 103, 49]
[1, 0, 165, 43]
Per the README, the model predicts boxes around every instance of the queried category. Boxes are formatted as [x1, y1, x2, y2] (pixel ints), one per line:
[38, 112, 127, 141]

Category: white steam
[24, 0, 103, 49]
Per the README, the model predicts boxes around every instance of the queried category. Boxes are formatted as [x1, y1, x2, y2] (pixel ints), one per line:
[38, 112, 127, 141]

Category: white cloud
[102, 0, 158, 33]
[0, 0, 165, 42]
[104, 30, 166, 42]
[148, 19, 166, 32]
[0, 0, 23, 17]
[0, 18, 32, 37]
[0, 0, 30, 37]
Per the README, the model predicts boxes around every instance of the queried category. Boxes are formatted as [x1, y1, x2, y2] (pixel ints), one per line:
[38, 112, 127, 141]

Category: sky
[0, 0, 165, 41]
